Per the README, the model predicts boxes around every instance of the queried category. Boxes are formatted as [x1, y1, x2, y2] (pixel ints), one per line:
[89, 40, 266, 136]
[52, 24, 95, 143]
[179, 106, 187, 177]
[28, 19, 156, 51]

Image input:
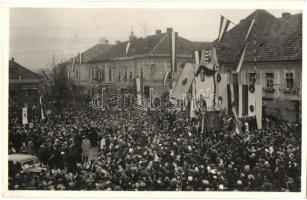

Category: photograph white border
[0, 0, 306, 199]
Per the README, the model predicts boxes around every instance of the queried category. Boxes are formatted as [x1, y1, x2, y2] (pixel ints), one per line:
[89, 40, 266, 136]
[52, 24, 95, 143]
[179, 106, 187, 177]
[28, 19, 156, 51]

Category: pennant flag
[126, 42, 131, 56]
[171, 63, 195, 100]
[22, 106, 28, 125]
[168, 31, 178, 74]
[39, 95, 46, 120]
[235, 16, 255, 73]
[217, 16, 231, 47]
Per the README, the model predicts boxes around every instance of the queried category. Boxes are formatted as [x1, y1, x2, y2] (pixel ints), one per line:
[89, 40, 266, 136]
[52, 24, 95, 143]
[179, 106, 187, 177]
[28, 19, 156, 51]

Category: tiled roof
[67, 43, 113, 64]
[214, 10, 302, 68]
[89, 32, 211, 63]
[9, 60, 41, 80]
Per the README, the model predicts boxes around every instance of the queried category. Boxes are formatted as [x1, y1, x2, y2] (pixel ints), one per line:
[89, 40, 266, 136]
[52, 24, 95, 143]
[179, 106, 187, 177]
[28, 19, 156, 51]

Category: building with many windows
[215, 10, 302, 122]
[88, 28, 209, 99]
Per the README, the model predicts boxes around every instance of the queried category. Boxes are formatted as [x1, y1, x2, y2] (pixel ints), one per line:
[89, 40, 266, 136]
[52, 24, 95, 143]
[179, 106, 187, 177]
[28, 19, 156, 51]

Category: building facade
[88, 29, 209, 99]
[216, 10, 302, 122]
[9, 58, 42, 105]
[66, 38, 113, 96]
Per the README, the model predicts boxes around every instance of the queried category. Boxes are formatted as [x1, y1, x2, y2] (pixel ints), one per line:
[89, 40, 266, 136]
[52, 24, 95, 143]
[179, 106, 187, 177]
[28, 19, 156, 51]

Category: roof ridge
[149, 33, 167, 54]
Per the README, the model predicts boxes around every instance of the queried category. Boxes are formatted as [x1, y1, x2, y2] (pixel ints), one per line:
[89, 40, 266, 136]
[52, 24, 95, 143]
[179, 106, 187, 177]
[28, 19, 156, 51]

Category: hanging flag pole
[234, 16, 256, 73]
[167, 29, 178, 96]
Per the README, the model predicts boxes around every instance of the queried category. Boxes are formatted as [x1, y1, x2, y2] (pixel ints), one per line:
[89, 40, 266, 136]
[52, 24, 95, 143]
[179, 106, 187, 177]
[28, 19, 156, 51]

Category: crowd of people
[8, 101, 301, 191]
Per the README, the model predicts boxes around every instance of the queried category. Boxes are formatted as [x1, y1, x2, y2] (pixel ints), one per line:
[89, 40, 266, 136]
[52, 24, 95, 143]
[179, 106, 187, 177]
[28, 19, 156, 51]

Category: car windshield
[22, 159, 39, 168]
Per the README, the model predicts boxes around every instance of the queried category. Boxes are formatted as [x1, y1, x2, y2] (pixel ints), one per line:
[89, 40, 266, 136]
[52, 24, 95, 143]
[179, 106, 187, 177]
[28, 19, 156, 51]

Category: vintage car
[9, 154, 46, 174]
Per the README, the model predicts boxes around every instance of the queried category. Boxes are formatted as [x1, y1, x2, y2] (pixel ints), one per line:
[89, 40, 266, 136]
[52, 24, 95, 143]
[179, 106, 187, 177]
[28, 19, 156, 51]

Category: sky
[9, 8, 301, 70]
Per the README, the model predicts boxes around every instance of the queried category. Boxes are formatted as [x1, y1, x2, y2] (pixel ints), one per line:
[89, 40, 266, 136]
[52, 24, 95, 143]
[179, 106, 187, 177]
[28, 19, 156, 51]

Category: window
[266, 73, 274, 88]
[124, 67, 127, 80]
[101, 68, 105, 82]
[109, 68, 112, 82]
[129, 71, 133, 79]
[248, 73, 256, 85]
[95, 67, 99, 80]
[286, 72, 294, 89]
[118, 71, 121, 81]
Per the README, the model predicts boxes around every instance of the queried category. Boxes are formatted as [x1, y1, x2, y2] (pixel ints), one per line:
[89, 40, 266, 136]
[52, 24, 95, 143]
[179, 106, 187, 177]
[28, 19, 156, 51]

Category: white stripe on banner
[255, 85, 262, 129]
[248, 86, 256, 117]
[239, 84, 243, 117]
[171, 31, 176, 73]
[245, 17, 255, 42]
[22, 106, 28, 125]
[40, 95, 45, 120]
[236, 44, 247, 73]
[194, 51, 200, 65]
[230, 84, 235, 105]
[216, 73, 228, 110]
[126, 42, 131, 55]
[136, 77, 142, 106]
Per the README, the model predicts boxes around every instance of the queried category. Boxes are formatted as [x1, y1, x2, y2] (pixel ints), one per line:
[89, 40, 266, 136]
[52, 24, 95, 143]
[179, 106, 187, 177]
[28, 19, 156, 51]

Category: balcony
[280, 88, 300, 95]
[263, 87, 275, 93]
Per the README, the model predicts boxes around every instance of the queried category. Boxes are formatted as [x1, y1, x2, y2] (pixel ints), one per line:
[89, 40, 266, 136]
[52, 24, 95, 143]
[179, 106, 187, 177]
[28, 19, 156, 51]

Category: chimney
[99, 37, 109, 45]
[166, 27, 173, 33]
[11, 57, 14, 62]
[116, 40, 121, 44]
[156, 29, 162, 35]
[282, 12, 291, 18]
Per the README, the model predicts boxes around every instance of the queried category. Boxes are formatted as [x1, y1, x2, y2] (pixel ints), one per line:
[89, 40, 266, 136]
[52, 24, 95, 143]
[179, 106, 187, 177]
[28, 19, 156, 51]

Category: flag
[190, 91, 197, 119]
[235, 44, 248, 73]
[171, 63, 195, 100]
[149, 88, 154, 107]
[39, 95, 46, 120]
[231, 105, 242, 134]
[216, 73, 228, 110]
[136, 77, 142, 106]
[235, 16, 255, 73]
[194, 50, 202, 65]
[168, 31, 178, 74]
[22, 106, 28, 125]
[126, 42, 131, 56]
[72, 58, 76, 72]
[190, 63, 197, 119]
[79, 53, 82, 66]
[255, 85, 262, 129]
[217, 16, 231, 47]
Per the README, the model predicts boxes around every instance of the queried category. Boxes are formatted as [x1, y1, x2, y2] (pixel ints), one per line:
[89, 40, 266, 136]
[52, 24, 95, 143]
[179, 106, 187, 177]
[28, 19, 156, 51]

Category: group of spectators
[8, 102, 301, 191]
